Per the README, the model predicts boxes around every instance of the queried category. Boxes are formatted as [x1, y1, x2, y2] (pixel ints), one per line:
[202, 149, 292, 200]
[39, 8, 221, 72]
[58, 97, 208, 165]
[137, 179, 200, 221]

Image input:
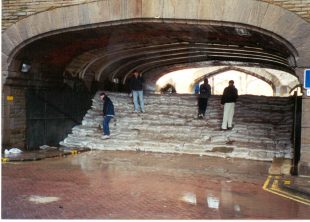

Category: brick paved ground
[1, 151, 310, 219]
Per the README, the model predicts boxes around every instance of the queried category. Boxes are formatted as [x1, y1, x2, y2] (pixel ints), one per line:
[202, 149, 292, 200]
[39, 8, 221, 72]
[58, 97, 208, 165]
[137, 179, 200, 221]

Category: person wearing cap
[221, 80, 238, 130]
[99, 92, 115, 139]
[197, 78, 211, 119]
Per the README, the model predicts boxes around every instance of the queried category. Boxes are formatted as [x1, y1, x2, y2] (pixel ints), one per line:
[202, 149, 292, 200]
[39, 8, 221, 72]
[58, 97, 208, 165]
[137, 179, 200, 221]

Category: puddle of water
[207, 195, 220, 209]
[28, 195, 60, 204]
[181, 192, 197, 205]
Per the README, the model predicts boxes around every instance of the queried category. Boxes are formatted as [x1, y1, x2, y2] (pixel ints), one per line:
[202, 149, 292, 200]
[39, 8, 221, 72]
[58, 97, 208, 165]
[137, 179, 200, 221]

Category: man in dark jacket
[99, 92, 115, 139]
[221, 80, 238, 130]
[130, 70, 145, 113]
[198, 78, 211, 119]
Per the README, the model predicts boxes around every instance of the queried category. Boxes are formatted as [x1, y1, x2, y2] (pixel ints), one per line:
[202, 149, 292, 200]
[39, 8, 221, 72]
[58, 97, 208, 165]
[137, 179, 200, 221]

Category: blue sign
[305, 69, 310, 89]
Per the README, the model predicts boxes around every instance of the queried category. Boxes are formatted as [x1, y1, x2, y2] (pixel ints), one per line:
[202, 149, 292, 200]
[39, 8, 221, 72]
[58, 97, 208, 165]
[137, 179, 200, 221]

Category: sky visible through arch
[156, 69, 274, 96]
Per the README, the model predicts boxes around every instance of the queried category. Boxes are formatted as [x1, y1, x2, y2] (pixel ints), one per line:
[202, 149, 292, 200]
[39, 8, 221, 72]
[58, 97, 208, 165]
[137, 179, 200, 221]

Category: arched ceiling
[13, 21, 296, 86]
[4, 0, 310, 90]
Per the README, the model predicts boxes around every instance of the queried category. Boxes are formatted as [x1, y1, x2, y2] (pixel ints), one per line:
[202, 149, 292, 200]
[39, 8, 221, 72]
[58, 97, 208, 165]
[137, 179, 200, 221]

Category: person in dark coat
[198, 78, 211, 119]
[129, 70, 145, 113]
[99, 92, 115, 139]
[221, 80, 238, 130]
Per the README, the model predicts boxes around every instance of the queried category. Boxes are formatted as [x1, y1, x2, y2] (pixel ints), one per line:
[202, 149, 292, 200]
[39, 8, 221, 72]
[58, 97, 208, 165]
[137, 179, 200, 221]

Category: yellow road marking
[70, 150, 78, 155]
[1, 158, 9, 163]
[263, 175, 310, 206]
[271, 181, 308, 203]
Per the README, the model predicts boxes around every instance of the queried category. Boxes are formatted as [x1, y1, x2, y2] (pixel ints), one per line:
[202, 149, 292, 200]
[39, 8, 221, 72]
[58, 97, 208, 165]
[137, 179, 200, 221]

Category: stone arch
[189, 66, 278, 94]
[190, 66, 301, 96]
[194, 66, 276, 88]
[3, 0, 310, 84]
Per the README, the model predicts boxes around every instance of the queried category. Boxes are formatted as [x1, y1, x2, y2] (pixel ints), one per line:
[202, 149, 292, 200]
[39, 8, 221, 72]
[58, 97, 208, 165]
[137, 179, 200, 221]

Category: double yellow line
[263, 175, 310, 206]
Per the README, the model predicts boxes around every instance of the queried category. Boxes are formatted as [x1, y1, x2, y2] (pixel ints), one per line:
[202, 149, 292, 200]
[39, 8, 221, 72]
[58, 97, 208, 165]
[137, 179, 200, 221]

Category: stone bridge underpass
[2, 0, 310, 176]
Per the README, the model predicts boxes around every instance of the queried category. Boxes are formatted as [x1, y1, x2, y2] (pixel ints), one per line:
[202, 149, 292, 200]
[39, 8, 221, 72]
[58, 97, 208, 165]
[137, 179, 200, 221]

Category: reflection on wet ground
[2, 150, 310, 219]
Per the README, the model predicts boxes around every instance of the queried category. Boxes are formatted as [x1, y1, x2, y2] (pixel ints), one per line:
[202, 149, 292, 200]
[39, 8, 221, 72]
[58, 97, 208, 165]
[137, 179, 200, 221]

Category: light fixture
[235, 27, 250, 36]
[113, 78, 119, 84]
[21, 63, 31, 73]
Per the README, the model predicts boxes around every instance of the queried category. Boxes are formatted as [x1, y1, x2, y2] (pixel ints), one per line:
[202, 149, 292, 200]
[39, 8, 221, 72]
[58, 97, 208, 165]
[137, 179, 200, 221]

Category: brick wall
[2, 0, 310, 31]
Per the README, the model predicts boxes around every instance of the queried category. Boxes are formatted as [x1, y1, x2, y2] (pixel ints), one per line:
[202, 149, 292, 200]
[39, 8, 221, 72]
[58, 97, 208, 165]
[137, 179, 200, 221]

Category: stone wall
[261, 0, 310, 20]
[1, 85, 26, 149]
[2, 0, 98, 30]
[2, 0, 310, 31]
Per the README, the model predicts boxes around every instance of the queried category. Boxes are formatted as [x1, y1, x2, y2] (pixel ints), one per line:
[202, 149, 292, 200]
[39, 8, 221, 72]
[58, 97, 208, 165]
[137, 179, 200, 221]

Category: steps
[60, 92, 294, 161]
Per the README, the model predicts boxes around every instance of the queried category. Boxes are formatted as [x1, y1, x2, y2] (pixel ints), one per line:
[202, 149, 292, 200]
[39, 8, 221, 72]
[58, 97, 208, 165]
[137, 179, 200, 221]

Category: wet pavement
[1, 150, 310, 219]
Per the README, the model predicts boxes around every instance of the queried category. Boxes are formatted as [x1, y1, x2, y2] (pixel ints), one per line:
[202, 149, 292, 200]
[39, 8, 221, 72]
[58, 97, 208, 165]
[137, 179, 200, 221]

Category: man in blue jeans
[130, 70, 145, 113]
[99, 92, 115, 139]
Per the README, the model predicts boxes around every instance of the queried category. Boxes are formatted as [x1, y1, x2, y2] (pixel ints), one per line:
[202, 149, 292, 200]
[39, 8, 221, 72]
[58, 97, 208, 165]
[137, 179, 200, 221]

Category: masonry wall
[2, 85, 26, 149]
[2, 0, 310, 31]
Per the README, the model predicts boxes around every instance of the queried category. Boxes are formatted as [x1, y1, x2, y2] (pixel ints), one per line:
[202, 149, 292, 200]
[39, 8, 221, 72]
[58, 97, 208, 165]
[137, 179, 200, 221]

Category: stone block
[268, 158, 291, 175]
[300, 154, 310, 175]
[142, 0, 165, 18]
[2, 53, 8, 71]
[4, 24, 24, 50]
[260, 2, 303, 40]
[198, 0, 225, 21]
[124, 0, 142, 19]
[302, 98, 310, 112]
[296, 47, 310, 67]
[222, 0, 260, 24]
[78, 3, 91, 26]
[287, 21, 310, 49]
[2, 32, 17, 57]
[88, 1, 110, 24]
[108, 0, 122, 20]
[301, 112, 310, 128]
[160, 0, 176, 19]
[61, 4, 80, 29]
[174, 0, 199, 20]
[246, 1, 270, 26]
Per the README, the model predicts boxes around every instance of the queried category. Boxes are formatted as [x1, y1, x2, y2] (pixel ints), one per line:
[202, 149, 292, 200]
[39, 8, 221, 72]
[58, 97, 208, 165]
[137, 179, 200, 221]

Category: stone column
[280, 85, 289, 96]
[297, 68, 310, 175]
[274, 86, 281, 96]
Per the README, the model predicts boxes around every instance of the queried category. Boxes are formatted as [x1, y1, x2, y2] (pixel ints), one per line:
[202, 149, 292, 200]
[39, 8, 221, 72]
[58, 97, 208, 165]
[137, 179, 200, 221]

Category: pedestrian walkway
[2, 150, 309, 219]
